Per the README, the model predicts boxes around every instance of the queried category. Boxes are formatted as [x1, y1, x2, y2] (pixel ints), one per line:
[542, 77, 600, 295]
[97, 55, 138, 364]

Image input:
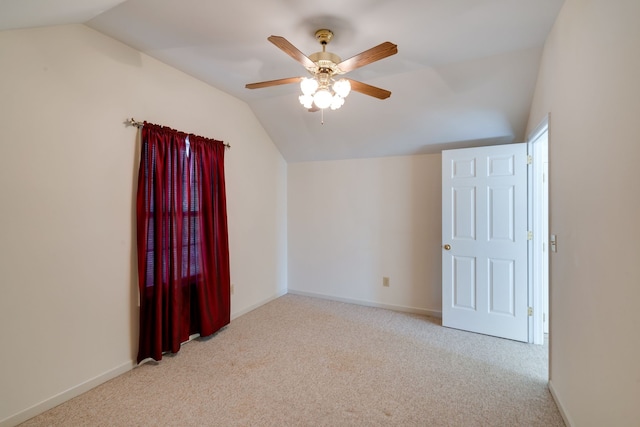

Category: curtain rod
[126, 118, 231, 149]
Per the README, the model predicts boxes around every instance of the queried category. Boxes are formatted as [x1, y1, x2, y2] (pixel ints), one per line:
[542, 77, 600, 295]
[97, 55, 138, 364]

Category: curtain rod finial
[125, 118, 144, 128]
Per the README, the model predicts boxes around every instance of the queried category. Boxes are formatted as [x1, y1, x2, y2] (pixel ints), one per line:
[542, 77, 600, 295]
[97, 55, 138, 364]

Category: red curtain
[136, 123, 230, 363]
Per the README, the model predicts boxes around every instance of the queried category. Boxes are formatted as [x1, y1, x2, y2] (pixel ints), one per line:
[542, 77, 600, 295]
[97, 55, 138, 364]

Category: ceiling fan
[246, 29, 398, 111]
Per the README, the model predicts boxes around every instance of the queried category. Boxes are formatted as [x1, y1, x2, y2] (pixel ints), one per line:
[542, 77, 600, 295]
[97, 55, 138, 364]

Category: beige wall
[288, 154, 442, 315]
[0, 24, 287, 425]
[527, 0, 640, 425]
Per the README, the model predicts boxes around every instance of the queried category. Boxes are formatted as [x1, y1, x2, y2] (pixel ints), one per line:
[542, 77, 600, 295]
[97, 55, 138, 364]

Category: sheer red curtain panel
[136, 123, 230, 363]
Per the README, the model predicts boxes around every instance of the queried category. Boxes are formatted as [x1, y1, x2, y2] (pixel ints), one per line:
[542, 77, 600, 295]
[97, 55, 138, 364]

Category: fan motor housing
[308, 51, 342, 74]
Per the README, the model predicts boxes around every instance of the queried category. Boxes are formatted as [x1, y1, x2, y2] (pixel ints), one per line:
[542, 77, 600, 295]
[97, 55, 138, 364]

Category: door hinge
[528, 307, 533, 316]
[527, 155, 533, 165]
[527, 231, 533, 240]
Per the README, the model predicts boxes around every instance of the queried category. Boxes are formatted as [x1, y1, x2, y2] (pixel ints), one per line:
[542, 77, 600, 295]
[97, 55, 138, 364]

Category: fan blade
[268, 36, 316, 69]
[345, 78, 392, 100]
[337, 42, 398, 73]
[245, 77, 302, 89]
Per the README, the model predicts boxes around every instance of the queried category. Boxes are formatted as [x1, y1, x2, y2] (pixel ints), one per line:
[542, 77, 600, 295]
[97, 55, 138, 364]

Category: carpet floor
[20, 294, 564, 426]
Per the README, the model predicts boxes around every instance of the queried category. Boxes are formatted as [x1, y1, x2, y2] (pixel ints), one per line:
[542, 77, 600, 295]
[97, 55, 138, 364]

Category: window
[142, 137, 200, 287]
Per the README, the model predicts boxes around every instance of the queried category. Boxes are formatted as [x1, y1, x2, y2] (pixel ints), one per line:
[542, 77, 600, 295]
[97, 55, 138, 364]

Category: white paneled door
[442, 144, 528, 342]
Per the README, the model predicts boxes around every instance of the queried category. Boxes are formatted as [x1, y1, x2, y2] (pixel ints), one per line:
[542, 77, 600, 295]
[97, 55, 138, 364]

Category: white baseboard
[548, 379, 573, 427]
[287, 289, 442, 318]
[231, 289, 288, 320]
[1, 360, 134, 427]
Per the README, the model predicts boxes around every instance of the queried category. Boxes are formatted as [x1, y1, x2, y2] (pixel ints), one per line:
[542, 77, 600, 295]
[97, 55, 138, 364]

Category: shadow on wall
[129, 124, 141, 362]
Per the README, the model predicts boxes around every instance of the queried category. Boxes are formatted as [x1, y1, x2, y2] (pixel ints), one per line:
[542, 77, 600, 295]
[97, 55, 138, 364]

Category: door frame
[527, 115, 549, 345]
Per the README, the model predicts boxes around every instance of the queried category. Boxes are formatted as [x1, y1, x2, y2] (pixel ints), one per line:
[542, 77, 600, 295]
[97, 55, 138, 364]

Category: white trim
[231, 289, 288, 320]
[526, 136, 535, 343]
[548, 380, 574, 427]
[527, 114, 550, 345]
[287, 289, 442, 318]
[528, 114, 549, 143]
[0, 360, 134, 427]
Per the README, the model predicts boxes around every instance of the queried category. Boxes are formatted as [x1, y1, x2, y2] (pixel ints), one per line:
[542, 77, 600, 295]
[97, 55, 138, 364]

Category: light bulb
[300, 78, 319, 96]
[333, 79, 351, 98]
[330, 95, 345, 110]
[299, 94, 313, 109]
[313, 89, 333, 109]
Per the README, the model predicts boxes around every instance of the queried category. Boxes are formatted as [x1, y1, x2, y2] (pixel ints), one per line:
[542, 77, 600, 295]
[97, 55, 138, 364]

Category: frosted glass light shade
[330, 95, 345, 110]
[300, 78, 319, 96]
[333, 79, 351, 98]
[299, 94, 313, 108]
[313, 89, 333, 109]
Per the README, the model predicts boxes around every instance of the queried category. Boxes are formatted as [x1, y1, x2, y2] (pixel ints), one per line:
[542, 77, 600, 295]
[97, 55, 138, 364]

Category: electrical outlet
[231, 283, 235, 294]
[382, 277, 390, 287]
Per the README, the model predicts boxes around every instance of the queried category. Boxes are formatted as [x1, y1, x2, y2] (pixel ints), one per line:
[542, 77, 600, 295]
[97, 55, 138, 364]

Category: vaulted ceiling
[1, 0, 564, 162]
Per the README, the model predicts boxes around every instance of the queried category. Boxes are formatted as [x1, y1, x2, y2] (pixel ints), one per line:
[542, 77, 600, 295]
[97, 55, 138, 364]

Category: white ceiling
[1, 0, 564, 162]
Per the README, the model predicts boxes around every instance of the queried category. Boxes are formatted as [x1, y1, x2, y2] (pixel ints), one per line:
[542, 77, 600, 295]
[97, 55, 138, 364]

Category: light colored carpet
[21, 294, 564, 426]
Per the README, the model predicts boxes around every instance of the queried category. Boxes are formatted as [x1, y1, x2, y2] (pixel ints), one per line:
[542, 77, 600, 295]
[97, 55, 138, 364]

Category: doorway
[441, 117, 549, 346]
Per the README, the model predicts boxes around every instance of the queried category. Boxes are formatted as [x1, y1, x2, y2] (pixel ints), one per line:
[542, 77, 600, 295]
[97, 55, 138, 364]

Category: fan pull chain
[321, 108, 324, 125]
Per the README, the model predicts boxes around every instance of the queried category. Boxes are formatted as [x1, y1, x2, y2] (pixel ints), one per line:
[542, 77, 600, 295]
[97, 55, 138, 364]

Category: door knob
[443, 244, 451, 250]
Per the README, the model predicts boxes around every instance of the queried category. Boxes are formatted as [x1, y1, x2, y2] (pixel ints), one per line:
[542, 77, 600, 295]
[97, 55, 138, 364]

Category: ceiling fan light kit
[299, 76, 350, 110]
[246, 29, 397, 114]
